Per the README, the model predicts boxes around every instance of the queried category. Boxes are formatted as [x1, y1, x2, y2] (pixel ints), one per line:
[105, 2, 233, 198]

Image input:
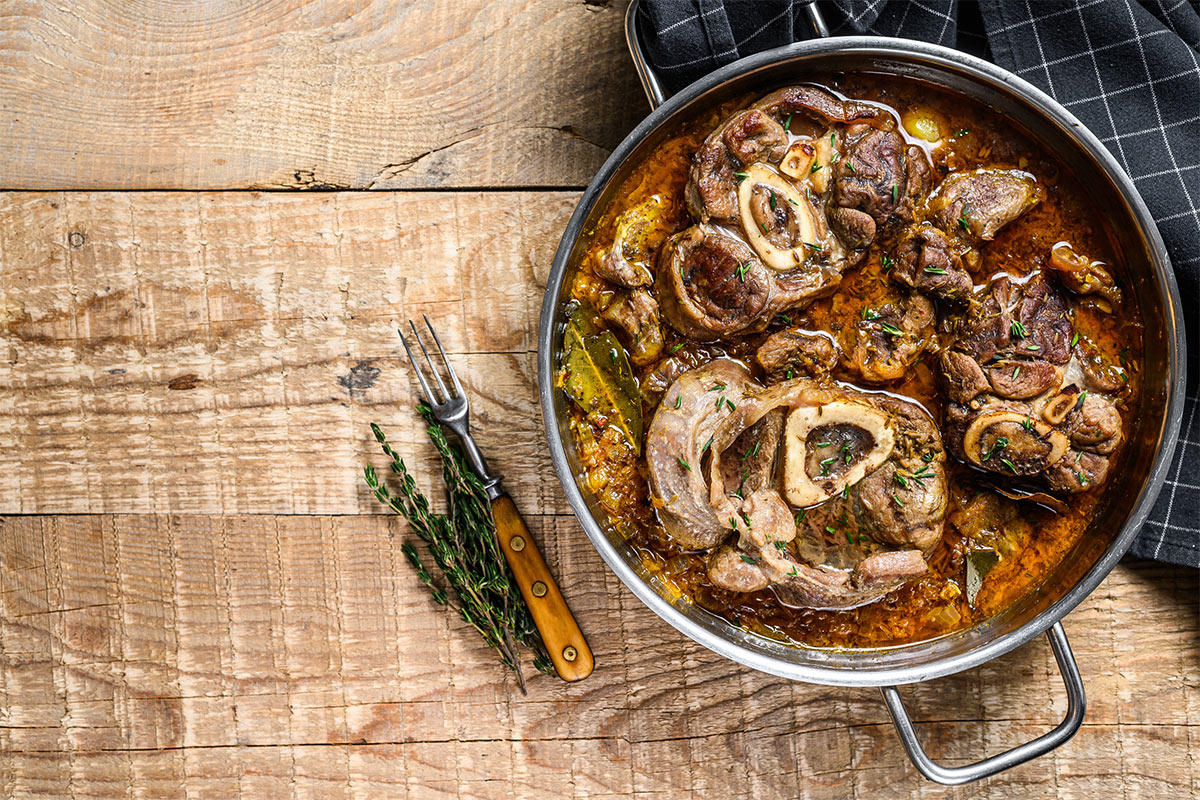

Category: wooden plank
[0, 190, 576, 515]
[1, 515, 1196, 799]
[0, 0, 644, 191]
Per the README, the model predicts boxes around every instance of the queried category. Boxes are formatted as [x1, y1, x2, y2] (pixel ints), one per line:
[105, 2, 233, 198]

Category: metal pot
[537, 0, 1186, 785]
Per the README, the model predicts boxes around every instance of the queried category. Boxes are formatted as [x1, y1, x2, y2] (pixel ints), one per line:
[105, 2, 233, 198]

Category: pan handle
[881, 622, 1087, 786]
[624, 0, 831, 110]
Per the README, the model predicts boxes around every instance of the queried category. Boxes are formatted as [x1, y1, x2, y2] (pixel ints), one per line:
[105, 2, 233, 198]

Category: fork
[399, 316, 594, 682]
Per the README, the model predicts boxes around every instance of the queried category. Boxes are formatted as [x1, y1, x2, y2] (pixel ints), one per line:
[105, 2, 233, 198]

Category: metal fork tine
[423, 314, 465, 399]
[398, 328, 438, 406]
[410, 320, 449, 404]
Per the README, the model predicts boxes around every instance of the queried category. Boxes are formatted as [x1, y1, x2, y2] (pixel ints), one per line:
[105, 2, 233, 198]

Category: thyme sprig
[364, 409, 553, 691]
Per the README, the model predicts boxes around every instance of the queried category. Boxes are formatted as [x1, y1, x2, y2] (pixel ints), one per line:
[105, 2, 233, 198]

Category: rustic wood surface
[0, 0, 642, 191]
[1, 1, 1197, 798]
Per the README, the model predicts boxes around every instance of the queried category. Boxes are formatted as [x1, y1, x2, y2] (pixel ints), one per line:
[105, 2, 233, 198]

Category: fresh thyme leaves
[669, 342, 684, 353]
[879, 253, 894, 271]
[734, 171, 749, 180]
[891, 184, 898, 204]
[674, 394, 682, 409]
[735, 261, 751, 282]
[1011, 320, 1028, 338]
[769, 191, 777, 211]
[879, 322, 903, 337]
[678, 456, 692, 472]
[784, 114, 792, 131]
[811, 163, 823, 174]
[365, 414, 552, 691]
[803, 241, 822, 252]
[1070, 332, 1080, 348]
[924, 267, 948, 274]
[819, 457, 835, 476]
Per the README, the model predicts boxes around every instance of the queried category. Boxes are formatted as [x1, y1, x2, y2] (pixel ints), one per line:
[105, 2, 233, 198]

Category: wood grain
[0, 190, 576, 515]
[0, 0, 645, 191]
[0, 515, 1196, 799]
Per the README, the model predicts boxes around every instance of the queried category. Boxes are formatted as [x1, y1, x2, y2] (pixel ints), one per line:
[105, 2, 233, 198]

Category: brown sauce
[564, 75, 1143, 650]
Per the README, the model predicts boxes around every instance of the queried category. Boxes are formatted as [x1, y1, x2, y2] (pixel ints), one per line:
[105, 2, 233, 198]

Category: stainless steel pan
[537, 0, 1186, 784]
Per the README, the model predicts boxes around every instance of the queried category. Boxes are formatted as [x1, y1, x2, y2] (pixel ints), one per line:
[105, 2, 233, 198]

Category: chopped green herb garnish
[1000, 458, 1018, 474]
[1013, 365, 1021, 379]
[894, 473, 909, 489]
[785, 368, 794, 379]
[880, 322, 903, 337]
[734, 171, 749, 179]
[810, 163, 823, 174]
[795, 508, 807, 524]
[1011, 320, 1028, 338]
[803, 241, 822, 252]
[891, 184, 899, 204]
[708, 383, 726, 392]
[844, 530, 854, 544]
[760, 222, 770, 234]
[609, 348, 618, 364]
[678, 456, 691, 472]
[779, 314, 792, 325]
[825, 525, 837, 534]
[817, 442, 831, 448]
[846, 161, 857, 175]
[924, 267, 948, 274]
[769, 191, 777, 211]
[735, 261, 751, 282]
[725, 399, 737, 411]
[1070, 332, 1080, 348]
[784, 114, 792, 131]
[740, 554, 757, 565]
[702, 437, 713, 454]
[669, 342, 684, 353]
[879, 254, 894, 271]
[674, 394, 682, 409]
[893, 493, 906, 507]
[955, 128, 971, 136]
[1022, 417, 1035, 432]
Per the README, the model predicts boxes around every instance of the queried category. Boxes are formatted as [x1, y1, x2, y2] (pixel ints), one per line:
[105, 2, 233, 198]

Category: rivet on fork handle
[492, 494, 595, 682]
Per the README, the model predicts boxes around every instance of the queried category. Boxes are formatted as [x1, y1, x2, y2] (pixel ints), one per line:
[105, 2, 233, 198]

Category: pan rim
[537, 36, 1187, 687]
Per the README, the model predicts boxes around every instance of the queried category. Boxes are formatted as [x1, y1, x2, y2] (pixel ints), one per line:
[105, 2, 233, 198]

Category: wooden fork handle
[491, 494, 594, 682]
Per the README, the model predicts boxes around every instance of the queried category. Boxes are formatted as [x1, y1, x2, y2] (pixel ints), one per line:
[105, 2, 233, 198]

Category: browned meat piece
[843, 291, 936, 383]
[891, 224, 973, 303]
[828, 127, 932, 249]
[601, 289, 663, 365]
[753, 85, 890, 131]
[938, 273, 1125, 495]
[956, 275, 1071, 365]
[1076, 341, 1127, 392]
[941, 349, 990, 404]
[595, 246, 650, 288]
[702, 378, 946, 608]
[985, 359, 1062, 399]
[655, 226, 773, 340]
[828, 207, 877, 250]
[707, 545, 769, 593]
[718, 410, 784, 499]
[1047, 450, 1110, 493]
[685, 109, 788, 223]
[929, 168, 1042, 245]
[1062, 391, 1123, 454]
[854, 395, 948, 554]
[755, 328, 840, 382]
[1047, 242, 1123, 309]
[645, 359, 757, 549]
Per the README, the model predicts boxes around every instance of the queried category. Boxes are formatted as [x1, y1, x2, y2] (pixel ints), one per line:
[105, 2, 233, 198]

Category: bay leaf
[562, 307, 643, 453]
[965, 549, 1000, 607]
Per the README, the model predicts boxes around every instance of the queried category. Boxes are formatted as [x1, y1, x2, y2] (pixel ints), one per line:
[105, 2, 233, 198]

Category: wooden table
[1, 2, 1195, 798]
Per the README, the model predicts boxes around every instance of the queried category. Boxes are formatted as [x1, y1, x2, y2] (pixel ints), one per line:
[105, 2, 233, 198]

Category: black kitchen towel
[638, 0, 1199, 567]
